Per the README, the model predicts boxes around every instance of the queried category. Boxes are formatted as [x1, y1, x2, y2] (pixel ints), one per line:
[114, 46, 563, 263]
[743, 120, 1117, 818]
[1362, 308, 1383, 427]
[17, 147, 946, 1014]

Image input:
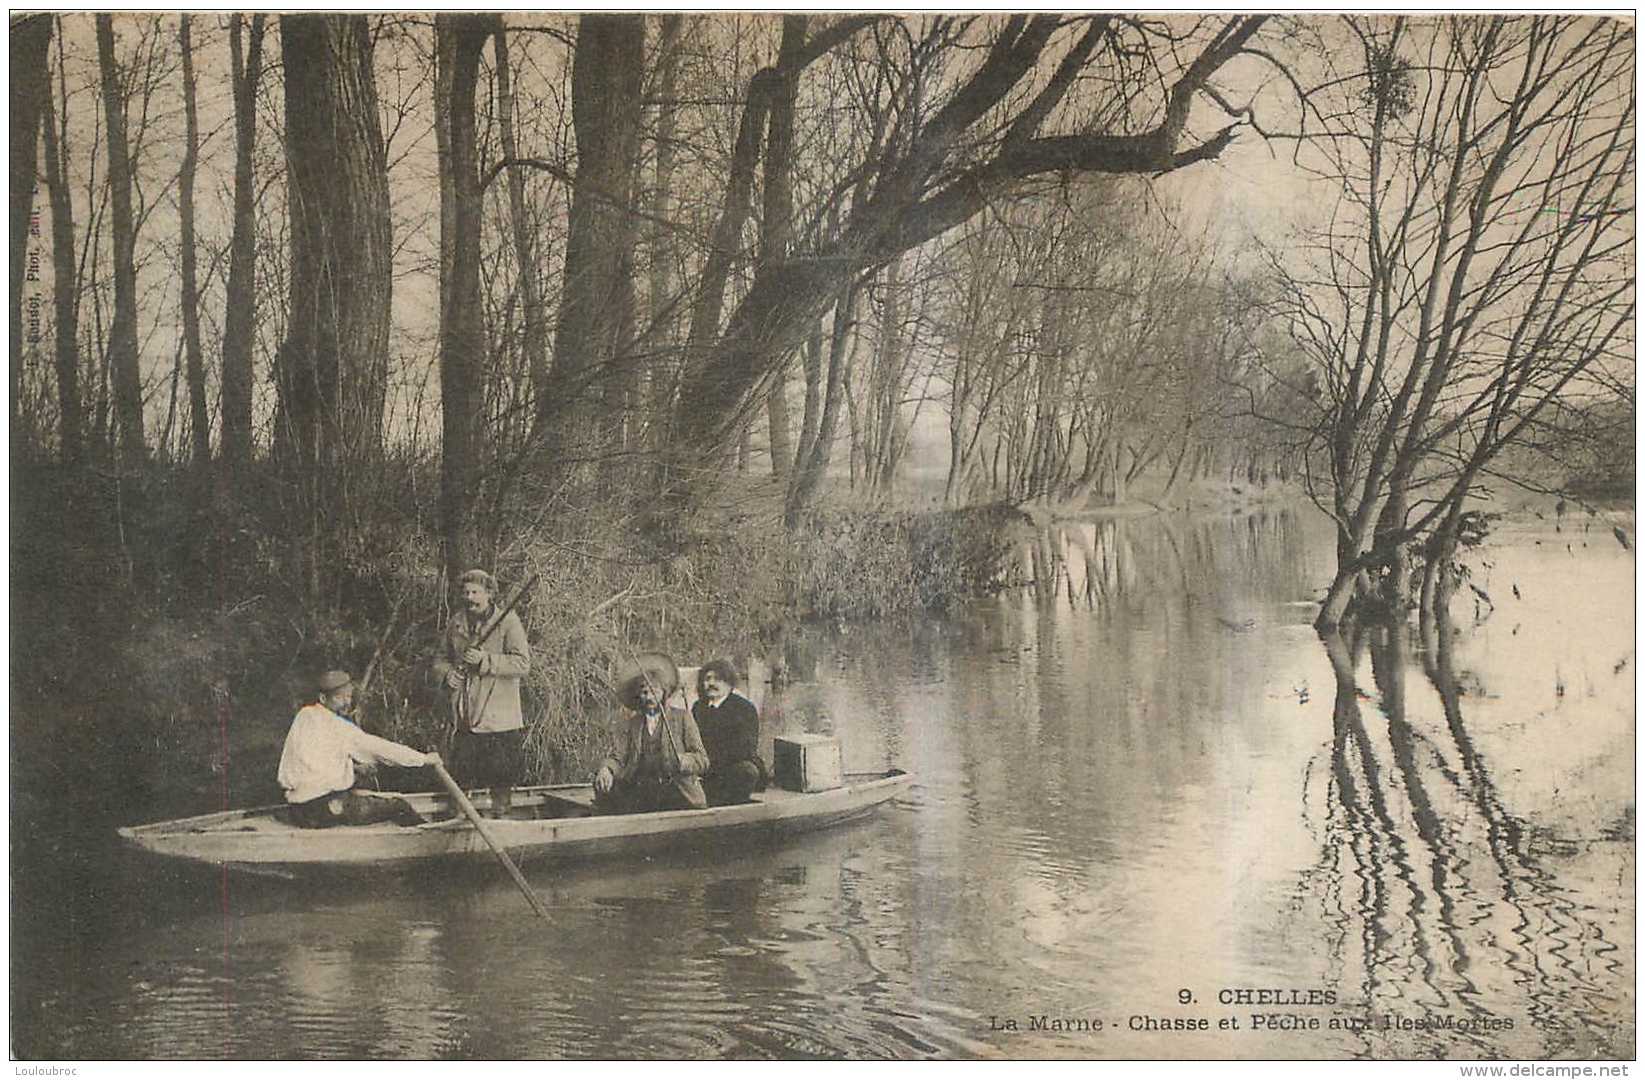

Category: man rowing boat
[276, 670, 438, 827]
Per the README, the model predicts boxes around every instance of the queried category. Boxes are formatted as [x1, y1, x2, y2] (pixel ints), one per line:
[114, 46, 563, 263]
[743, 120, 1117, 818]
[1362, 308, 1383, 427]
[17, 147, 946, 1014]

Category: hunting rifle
[448, 572, 539, 735]
[461, 572, 540, 669]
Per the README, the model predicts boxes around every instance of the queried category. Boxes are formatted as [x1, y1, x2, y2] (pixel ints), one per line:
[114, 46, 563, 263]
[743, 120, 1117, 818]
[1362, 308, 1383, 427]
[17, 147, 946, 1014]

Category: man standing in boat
[277, 670, 437, 827]
[433, 569, 532, 818]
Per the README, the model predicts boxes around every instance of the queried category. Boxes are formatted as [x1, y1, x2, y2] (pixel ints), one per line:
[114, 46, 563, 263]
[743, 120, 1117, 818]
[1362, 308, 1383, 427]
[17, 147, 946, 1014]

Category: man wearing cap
[277, 670, 437, 827]
[433, 569, 532, 818]
[594, 652, 710, 813]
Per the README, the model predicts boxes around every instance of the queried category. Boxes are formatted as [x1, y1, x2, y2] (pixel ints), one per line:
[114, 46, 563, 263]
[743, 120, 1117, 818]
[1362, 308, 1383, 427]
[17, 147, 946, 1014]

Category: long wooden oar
[430, 761, 550, 919]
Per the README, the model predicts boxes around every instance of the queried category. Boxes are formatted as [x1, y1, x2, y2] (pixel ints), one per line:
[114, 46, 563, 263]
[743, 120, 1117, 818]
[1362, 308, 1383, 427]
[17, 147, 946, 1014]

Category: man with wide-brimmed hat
[432, 569, 532, 818]
[593, 652, 710, 813]
[277, 670, 436, 828]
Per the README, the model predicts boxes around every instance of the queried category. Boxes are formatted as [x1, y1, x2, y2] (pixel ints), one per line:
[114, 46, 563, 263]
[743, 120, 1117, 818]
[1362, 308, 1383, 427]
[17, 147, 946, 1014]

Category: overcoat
[432, 607, 531, 733]
[600, 705, 710, 810]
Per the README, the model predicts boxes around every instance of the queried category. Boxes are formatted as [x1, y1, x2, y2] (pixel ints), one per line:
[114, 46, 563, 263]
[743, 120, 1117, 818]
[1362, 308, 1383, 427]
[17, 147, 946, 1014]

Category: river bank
[8, 468, 1033, 837]
[14, 498, 1631, 1060]
[13, 461, 1627, 837]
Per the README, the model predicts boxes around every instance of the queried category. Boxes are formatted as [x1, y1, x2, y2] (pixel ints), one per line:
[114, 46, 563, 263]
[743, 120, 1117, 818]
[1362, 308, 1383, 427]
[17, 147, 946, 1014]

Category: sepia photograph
[8, 10, 1636, 1062]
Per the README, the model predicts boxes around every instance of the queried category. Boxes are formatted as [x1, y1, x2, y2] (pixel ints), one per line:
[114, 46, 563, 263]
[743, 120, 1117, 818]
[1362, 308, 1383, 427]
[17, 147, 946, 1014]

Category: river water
[12, 505, 1634, 1059]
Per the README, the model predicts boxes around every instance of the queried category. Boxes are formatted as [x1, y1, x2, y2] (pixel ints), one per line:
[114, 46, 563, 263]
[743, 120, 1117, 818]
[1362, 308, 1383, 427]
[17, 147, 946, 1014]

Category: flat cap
[317, 670, 354, 694]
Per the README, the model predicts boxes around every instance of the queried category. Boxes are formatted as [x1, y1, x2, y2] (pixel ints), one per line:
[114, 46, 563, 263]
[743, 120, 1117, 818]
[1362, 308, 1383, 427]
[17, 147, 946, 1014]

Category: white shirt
[276, 703, 428, 804]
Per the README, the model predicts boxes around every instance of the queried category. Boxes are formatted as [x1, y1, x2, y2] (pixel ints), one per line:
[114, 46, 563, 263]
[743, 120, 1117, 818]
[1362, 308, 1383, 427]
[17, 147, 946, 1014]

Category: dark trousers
[451, 727, 525, 790]
[702, 759, 765, 806]
[284, 790, 424, 828]
[594, 777, 696, 815]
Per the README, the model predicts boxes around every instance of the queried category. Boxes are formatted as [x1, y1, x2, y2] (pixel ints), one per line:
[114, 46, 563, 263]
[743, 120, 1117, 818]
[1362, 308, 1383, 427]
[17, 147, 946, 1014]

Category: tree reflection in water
[1309, 614, 1628, 1059]
[1024, 509, 1310, 616]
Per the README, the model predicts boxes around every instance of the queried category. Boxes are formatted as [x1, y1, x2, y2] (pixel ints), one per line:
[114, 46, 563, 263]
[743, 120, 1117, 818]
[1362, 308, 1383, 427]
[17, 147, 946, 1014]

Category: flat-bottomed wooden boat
[118, 769, 912, 873]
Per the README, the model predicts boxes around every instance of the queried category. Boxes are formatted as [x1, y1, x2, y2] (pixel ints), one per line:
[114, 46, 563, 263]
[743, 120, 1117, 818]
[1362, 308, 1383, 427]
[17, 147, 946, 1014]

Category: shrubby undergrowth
[11, 456, 1031, 817]
[786, 504, 1029, 619]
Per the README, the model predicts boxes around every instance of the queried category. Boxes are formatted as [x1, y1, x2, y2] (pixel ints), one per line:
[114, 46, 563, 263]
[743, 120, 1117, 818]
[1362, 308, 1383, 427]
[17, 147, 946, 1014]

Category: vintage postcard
[9, 11, 1634, 1065]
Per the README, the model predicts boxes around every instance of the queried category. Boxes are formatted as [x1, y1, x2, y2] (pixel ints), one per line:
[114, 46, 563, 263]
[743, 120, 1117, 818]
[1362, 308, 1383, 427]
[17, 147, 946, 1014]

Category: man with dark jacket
[693, 658, 768, 805]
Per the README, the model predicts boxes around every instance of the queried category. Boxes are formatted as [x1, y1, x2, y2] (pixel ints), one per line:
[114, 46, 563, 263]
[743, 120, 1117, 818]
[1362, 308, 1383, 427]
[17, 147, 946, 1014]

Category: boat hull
[118, 770, 912, 872]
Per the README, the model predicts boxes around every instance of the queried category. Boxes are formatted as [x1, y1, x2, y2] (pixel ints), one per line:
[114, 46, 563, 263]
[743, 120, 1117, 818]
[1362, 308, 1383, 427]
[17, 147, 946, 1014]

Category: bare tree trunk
[868, 257, 906, 492]
[945, 369, 970, 507]
[784, 280, 860, 525]
[765, 377, 791, 479]
[40, 29, 80, 464]
[432, 19, 455, 312]
[1373, 484, 1409, 610]
[680, 57, 774, 407]
[788, 200, 847, 509]
[539, 13, 643, 468]
[10, 14, 51, 460]
[436, 13, 496, 587]
[1419, 503, 1463, 632]
[96, 15, 146, 465]
[794, 323, 823, 474]
[494, 27, 548, 462]
[277, 13, 393, 605]
[161, 333, 183, 457]
[644, 14, 683, 427]
[278, 13, 392, 463]
[220, 13, 265, 475]
[1158, 433, 1190, 504]
[1317, 570, 1359, 630]
[760, 16, 805, 480]
[1299, 18, 1631, 631]
[846, 375, 862, 491]
[178, 15, 209, 464]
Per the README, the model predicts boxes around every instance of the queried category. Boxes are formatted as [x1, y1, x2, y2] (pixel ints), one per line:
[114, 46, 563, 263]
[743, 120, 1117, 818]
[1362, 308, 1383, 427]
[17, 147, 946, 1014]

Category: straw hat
[614, 652, 680, 710]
